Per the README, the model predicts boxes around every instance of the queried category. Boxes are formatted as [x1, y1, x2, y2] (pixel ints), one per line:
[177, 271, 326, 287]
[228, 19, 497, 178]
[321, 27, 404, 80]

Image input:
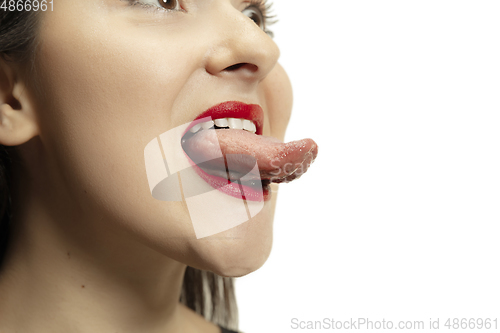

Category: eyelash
[124, 0, 277, 37]
[245, 0, 277, 37]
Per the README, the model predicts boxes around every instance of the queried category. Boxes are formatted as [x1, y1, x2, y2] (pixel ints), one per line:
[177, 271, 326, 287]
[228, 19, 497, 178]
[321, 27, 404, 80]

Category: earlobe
[0, 59, 40, 147]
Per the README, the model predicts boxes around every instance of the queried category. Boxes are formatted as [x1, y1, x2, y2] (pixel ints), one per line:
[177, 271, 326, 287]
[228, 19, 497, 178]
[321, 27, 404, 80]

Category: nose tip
[203, 6, 280, 82]
[204, 34, 280, 81]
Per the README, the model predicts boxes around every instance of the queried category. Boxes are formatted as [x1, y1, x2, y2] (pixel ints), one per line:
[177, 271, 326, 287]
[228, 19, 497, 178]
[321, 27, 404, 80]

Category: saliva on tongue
[181, 127, 318, 190]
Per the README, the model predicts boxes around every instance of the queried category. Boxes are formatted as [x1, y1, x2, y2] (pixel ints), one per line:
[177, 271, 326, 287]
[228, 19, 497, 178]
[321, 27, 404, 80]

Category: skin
[0, 0, 293, 332]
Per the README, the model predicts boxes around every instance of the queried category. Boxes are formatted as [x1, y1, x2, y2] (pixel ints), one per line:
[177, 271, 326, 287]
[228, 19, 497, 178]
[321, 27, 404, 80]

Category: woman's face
[27, 0, 293, 276]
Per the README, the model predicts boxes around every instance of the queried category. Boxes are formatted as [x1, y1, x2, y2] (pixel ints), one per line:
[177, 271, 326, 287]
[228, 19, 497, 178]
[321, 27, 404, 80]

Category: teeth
[214, 118, 229, 127]
[194, 118, 257, 134]
[190, 124, 202, 133]
[201, 120, 214, 130]
[243, 119, 256, 133]
[228, 118, 243, 130]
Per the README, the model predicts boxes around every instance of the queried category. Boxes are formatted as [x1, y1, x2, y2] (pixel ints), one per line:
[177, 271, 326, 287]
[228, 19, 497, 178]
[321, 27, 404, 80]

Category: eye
[242, 5, 265, 30]
[157, 0, 180, 10]
[128, 0, 182, 11]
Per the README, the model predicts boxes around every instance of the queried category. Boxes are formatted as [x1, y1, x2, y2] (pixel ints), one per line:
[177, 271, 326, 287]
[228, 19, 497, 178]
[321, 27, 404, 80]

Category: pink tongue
[182, 129, 318, 183]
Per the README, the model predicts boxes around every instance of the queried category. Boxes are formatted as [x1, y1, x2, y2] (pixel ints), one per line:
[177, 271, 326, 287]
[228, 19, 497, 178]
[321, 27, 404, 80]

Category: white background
[236, 1, 500, 332]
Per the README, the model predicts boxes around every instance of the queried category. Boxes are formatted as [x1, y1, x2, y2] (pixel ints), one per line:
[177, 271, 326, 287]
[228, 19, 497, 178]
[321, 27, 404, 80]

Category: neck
[0, 170, 189, 333]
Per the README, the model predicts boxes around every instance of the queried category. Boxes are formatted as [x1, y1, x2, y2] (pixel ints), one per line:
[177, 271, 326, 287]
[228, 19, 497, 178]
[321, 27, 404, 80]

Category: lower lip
[184, 152, 270, 202]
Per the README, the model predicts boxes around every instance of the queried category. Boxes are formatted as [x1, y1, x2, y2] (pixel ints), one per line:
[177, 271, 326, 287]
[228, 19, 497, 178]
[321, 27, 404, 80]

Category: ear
[0, 58, 39, 147]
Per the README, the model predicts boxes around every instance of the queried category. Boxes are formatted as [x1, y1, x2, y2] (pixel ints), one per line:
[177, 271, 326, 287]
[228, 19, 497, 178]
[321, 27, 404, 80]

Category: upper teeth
[190, 118, 257, 134]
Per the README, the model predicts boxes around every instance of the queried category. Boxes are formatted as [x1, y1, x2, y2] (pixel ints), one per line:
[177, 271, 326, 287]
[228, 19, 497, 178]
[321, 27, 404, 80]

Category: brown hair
[0, 8, 237, 330]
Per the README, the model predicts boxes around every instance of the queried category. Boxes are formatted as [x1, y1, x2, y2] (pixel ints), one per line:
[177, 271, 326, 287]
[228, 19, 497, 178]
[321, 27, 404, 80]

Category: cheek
[31, 9, 201, 241]
[36, 11, 192, 161]
[35, 14, 192, 142]
[263, 63, 293, 140]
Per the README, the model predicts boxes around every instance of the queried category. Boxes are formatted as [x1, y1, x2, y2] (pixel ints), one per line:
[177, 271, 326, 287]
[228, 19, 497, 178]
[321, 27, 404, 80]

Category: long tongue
[182, 129, 318, 183]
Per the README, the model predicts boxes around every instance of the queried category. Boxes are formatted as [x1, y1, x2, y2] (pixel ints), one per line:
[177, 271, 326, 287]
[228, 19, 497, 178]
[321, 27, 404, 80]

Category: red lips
[181, 100, 318, 203]
[185, 101, 264, 135]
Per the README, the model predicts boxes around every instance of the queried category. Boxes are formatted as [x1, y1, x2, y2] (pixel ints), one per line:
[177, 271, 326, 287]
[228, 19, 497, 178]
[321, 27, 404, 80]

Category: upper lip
[184, 101, 264, 136]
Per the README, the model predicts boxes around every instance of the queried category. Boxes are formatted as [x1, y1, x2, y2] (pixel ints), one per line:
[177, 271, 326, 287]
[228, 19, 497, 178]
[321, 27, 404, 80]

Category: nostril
[224, 63, 258, 73]
[225, 63, 244, 71]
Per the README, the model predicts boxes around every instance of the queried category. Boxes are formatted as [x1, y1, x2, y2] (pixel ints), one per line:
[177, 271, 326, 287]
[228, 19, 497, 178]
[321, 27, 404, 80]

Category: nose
[203, 3, 280, 83]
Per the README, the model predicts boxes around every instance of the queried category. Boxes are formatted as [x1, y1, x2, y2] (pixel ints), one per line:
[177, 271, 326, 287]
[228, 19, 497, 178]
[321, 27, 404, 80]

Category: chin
[207, 246, 272, 278]
[187, 198, 277, 278]
[210, 236, 273, 278]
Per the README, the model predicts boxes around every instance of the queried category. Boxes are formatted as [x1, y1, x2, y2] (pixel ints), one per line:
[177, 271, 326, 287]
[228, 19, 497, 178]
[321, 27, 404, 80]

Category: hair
[0, 9, 237, 330]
